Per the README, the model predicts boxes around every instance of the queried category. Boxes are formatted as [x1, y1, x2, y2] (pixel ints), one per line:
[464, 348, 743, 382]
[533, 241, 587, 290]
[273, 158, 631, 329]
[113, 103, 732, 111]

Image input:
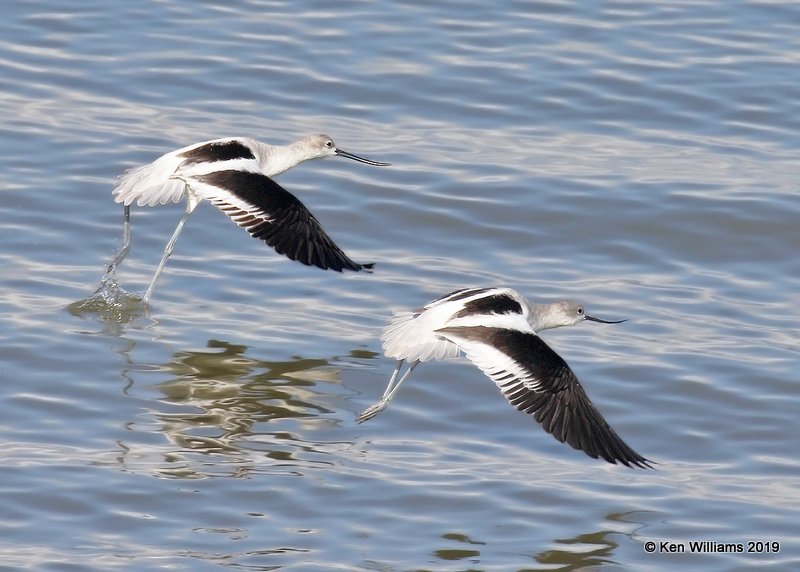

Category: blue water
[1, 1, 798, 570]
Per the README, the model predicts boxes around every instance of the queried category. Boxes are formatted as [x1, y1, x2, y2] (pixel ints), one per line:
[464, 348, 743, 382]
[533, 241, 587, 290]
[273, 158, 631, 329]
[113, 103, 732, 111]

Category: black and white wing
[436, 325, 651, 468]
[188, 169, 371, 272]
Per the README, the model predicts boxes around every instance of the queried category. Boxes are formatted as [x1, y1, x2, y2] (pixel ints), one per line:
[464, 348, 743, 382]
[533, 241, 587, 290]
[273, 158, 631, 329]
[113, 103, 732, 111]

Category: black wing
[193, 170, 371, 272]
[436, 325, 652, 468]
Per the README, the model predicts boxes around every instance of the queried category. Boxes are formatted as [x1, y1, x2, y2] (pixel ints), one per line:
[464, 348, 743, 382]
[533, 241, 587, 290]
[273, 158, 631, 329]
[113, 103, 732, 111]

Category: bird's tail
[381, 310, 460, 362]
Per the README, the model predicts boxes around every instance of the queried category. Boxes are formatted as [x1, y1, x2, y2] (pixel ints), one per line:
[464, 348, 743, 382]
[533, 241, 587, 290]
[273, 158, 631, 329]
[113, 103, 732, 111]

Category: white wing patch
[186, 171, 276, 232]
[436, 329, 545, 394]
[447, 309, 531, 332]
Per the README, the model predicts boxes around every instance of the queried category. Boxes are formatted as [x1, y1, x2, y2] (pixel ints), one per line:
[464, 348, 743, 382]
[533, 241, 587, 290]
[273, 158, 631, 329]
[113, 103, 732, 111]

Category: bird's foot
[356, 400, 387, 423]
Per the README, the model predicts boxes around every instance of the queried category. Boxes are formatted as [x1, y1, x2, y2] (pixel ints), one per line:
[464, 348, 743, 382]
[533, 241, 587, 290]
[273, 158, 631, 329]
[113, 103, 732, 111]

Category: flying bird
[357, 287, 651, 468]
[105, 134, 389, 303]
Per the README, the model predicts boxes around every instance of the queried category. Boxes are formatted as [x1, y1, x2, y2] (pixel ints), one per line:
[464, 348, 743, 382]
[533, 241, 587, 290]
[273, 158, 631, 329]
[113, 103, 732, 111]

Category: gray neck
[256, 140, 313, 177]
[528, 303, 565, 332]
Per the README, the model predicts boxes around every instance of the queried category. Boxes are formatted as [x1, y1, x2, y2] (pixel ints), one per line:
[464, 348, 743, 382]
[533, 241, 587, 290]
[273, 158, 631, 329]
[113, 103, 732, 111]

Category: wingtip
[335, 261, 375, 273]
[614, 455, 655, 470]
[632, 457, 657, 470]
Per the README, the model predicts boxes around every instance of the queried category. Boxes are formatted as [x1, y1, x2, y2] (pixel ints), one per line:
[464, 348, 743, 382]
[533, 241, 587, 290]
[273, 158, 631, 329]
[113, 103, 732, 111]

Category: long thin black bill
[585, 315, 627, 324]
[335, 148, 390, 166]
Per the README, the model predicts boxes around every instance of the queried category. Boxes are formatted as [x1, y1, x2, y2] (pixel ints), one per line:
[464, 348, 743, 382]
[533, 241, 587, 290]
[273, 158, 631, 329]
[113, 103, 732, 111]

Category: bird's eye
[325, 140, 334, 148]
[577, 307, 584, 315]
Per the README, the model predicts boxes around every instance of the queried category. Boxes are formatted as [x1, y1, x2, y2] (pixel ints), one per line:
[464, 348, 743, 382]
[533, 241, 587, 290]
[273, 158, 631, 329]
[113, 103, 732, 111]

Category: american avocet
[357, 287, 651, 468]
[105, 134, 389, 304]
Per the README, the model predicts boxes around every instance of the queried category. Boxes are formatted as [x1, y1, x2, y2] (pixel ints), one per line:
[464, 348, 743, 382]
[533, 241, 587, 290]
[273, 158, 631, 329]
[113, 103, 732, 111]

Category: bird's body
[104, 134, 389, 304]
[358, 287, 651, 469]
[382, 287, 533, 363]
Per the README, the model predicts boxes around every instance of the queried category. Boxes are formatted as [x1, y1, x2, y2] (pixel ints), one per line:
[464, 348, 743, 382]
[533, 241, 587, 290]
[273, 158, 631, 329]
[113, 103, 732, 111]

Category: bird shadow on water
[103, 339, 378, 480]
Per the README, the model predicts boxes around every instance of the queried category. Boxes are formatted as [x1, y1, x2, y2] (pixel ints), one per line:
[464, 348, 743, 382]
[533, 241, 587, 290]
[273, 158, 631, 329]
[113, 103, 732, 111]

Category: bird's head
[535, 300, 626, 331]
[302, 134, 390, 166]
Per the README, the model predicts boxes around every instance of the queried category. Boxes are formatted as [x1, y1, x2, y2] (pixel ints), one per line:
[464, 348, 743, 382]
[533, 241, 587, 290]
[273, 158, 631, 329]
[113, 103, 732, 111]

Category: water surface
[1, 1, 798, 570]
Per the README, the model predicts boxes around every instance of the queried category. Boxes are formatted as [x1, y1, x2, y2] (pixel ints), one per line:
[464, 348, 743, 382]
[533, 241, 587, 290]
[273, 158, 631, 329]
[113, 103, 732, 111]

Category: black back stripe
[447, 287, 493, 302]
[455, 293, 523, 319]
[425, 287, 494, 307]
[179, 140, 255, 166]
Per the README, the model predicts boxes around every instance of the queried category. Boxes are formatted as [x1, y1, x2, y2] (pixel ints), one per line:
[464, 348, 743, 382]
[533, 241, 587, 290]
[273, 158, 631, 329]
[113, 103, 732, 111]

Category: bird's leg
[104, 205, 131, 275]
[356, 361, 402, 423]
[356, 360, 420, 423]
[355, 360, 404, 423]
[381, 359, 405, 398]
[382, 359, 419, 402]
[141, 197, 198, 305]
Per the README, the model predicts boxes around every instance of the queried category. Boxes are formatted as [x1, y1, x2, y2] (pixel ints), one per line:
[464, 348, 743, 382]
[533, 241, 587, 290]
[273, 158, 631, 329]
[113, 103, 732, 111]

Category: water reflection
[532, 528, 619, 571]
[434, 531, 485, 562]
[116, 340, 376, 480]
[154, 340, 333, 434]
[431, 514, 638, 571]
[529, 512, 653, 571]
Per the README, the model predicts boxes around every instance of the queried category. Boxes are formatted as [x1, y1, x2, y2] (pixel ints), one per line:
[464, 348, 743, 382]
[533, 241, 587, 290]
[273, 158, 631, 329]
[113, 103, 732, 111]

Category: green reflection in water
[427, 513, 644, 571]
[117, 339, 378, 479]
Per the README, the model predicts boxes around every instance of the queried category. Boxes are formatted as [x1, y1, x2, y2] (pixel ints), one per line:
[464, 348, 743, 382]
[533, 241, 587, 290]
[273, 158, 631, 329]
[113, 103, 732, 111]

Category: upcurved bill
[335, 148, 390, 166]
[585, 315, 626, 324]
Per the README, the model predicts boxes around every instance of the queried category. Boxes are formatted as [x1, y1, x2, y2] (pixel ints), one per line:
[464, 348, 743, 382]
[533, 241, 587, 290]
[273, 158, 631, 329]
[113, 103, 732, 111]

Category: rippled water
[1, 1, 798, 570]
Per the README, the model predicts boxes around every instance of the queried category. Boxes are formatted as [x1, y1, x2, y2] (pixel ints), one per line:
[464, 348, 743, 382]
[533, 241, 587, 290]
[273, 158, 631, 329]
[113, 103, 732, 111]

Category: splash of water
[68, 272, 146, 323]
